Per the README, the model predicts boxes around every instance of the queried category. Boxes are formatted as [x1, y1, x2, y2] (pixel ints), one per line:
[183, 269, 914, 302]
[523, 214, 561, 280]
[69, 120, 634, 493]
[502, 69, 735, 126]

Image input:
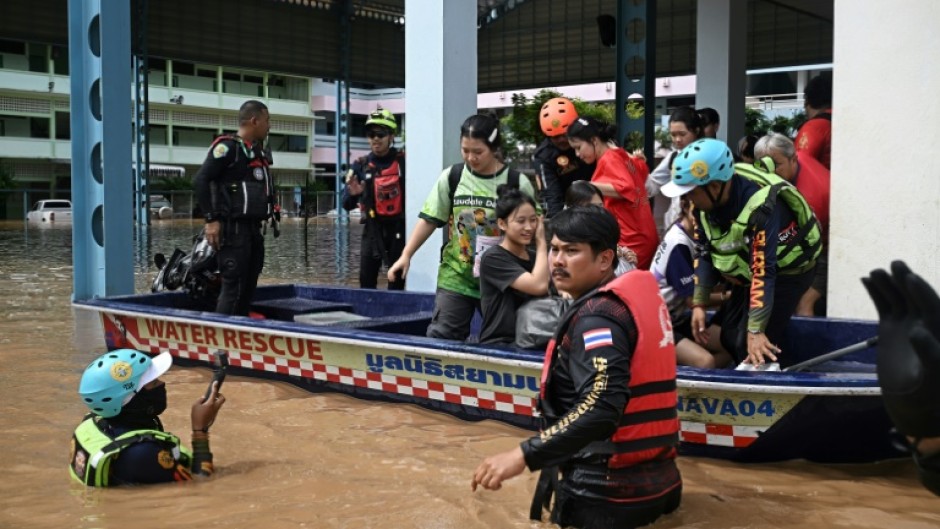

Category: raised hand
[862, 260, 940, 439]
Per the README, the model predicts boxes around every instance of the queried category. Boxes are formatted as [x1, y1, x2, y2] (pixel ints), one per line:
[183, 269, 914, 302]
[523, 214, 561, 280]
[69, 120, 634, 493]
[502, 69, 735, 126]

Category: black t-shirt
[479, 245, 536, 344]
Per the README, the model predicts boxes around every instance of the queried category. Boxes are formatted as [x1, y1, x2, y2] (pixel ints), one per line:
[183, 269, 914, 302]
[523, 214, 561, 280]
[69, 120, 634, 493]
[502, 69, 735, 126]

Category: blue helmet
[661, 138, 734, 198]
[78, 349, 173, 418]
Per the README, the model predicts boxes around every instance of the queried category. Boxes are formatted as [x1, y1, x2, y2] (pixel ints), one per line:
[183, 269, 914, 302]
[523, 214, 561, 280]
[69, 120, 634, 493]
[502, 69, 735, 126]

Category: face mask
[123, 383, 168, 418]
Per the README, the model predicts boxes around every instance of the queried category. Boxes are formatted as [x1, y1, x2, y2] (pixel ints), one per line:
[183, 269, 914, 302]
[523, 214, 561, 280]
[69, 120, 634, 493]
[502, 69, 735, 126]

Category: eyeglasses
[366, 130, 389, 139]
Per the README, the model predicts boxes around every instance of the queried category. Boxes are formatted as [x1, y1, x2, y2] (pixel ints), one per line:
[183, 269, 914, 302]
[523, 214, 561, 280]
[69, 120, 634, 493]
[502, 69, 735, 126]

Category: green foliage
[499, 89, 614, 164]
[744, 107, 770, 137]
[654, 126, 672, 151]
[153, 173, 193, 191]
[744, 107, 807, 139]
[307, 178, 330, 193]
[625, 101, 644, 120]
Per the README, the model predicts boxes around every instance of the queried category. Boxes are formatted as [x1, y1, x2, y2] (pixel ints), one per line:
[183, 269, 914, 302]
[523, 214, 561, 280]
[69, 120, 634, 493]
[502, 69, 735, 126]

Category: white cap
[660, 180, 698, 198]
[139, 351, 173, 387]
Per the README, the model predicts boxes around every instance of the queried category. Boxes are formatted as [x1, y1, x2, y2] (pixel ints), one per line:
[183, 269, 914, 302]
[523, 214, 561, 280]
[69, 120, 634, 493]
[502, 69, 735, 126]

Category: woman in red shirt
[566, 117, 659, 269]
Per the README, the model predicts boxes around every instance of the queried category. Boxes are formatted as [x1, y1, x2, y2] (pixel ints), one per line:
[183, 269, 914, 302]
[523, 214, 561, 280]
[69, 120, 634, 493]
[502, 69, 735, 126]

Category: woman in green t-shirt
[387, 114, 539, 341]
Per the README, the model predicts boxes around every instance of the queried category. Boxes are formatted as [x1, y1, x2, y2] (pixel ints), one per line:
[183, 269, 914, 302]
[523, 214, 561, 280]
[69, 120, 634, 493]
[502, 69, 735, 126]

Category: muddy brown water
[0, 220, 936, 529]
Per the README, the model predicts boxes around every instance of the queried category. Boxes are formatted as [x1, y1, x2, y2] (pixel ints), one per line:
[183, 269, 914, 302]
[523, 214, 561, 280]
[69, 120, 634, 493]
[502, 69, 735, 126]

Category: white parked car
[26, 199, 73, 224]
[150, 195, 174, 219]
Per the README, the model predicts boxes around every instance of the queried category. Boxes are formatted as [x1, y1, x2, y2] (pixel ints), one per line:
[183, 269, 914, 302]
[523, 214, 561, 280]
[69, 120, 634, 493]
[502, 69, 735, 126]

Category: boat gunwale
[74, 296, 882, 396]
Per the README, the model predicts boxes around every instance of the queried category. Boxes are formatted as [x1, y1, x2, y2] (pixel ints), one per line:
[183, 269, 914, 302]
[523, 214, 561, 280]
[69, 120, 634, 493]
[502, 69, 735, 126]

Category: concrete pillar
[695, 0, 746, 145]
[828, 0, 940, 319]
[68, 0, 134, 300]
[403, 0, 477, 292]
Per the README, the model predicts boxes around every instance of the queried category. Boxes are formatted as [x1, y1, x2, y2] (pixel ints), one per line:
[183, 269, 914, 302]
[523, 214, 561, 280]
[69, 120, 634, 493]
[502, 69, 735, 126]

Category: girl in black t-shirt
[478, 186, 550, 344]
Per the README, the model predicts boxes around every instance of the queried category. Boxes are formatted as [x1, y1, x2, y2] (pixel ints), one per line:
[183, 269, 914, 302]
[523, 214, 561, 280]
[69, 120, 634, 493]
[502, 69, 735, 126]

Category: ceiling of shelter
[0, 0, 832, 93]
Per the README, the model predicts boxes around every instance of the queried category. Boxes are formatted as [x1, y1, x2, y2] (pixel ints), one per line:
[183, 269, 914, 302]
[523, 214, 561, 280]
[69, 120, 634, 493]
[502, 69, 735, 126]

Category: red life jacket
[366, 157, 404, 218]
[540, 270, 679, 469]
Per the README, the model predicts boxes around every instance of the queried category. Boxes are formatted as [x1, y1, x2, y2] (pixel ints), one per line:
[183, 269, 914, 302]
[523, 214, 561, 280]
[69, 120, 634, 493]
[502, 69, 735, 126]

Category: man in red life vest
[471, 206, 681, 529]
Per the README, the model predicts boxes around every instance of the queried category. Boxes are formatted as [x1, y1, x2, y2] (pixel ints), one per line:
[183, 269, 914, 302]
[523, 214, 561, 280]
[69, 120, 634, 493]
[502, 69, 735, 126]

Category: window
[51, 46, 68, 75]
[28, 43, 47, 73]
[30, 117, 50, 139]
[149, 124, 168, 145]
[174, 61, 195, 76]
[172, 126, 213, 147]
[0, 39, 26, 54]
[55, 112, 70, 140]
[268, 134, 308, 153]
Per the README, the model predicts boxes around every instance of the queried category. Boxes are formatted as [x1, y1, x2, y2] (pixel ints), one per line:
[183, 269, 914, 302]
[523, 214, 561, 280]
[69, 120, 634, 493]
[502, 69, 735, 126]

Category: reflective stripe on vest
[700, 166, 821, 280]
[540, 270, 679, 469]
[69, 415, 191, 487]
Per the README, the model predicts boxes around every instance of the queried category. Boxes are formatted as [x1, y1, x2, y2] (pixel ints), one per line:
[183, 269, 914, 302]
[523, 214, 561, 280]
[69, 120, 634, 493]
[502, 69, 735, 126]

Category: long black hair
[460, 113, 502, 151]
[669, 106, 704, 137]
[566, 116, 618, 145]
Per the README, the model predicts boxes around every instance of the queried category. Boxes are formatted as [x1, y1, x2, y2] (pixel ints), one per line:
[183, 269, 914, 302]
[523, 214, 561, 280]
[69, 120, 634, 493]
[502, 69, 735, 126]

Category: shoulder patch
[157, 449, 176, 469]
[212, 143, 230, 159]
[583, 328, 614, 351]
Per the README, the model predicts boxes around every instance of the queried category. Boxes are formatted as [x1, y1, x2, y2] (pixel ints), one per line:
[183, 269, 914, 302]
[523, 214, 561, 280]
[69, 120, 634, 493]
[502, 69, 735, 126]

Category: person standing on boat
[343, 108, 406, 290]
[533, 97, 595, 218]
[565, 117, 659, 270]
[386, 114, 539, 341]
[69, 350, 225, 486]
[646, 106, 705, 234]
[472, 206, 682, 529]
[794, 74, 832, 169]
[194, 100, 274, 316]
[661, 138, 822, 368]
[863, 261, 940, 497]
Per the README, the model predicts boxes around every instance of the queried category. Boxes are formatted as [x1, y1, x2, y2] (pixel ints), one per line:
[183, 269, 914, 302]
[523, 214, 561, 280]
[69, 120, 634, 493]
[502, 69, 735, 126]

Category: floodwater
[0, 219, 937, 529]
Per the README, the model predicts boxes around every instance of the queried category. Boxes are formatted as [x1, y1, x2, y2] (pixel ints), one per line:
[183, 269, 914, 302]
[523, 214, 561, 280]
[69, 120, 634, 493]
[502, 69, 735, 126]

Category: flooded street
[0, 219, 937, 529]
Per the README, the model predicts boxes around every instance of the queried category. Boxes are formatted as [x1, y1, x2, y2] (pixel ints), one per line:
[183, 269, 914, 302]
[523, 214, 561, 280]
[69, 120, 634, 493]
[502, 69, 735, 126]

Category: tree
[745, 107, 771, 137]
[499, 89, 614, 164]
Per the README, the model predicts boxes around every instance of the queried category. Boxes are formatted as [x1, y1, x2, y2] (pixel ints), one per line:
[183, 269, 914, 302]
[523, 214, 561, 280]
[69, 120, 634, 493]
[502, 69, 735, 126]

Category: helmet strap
[704, 181, 726, 209]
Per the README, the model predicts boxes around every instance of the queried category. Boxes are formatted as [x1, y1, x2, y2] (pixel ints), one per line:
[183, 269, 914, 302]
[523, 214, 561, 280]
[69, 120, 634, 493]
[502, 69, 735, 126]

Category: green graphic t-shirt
[419, 165, 539, 299]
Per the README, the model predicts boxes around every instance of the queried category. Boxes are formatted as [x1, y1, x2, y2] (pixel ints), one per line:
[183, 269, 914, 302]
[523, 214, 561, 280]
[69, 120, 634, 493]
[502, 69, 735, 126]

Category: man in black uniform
[472, 206, 681, 529]
[533, 97, 595, 218]
[194, 100, 273, 315]
[343, 108, 406, 289]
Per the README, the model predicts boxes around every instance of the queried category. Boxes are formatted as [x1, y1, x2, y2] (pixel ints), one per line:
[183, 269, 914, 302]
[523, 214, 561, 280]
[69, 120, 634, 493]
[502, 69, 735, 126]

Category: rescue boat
[74, 284, 900, 463]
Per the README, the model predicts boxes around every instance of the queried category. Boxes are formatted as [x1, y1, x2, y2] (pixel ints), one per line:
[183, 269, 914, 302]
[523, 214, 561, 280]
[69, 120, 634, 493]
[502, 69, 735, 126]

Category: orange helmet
[539, 97, 578, 137]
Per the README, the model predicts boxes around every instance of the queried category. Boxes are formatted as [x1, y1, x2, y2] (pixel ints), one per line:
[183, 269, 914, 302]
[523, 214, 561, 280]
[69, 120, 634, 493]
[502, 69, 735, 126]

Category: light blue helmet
[78, 349, 173, 418]
[661, 138, 735, 198]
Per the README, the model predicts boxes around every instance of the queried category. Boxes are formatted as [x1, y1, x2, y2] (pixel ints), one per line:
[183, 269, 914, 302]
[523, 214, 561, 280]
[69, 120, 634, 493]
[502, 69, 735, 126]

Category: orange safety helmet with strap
[539, 97, 578, 137]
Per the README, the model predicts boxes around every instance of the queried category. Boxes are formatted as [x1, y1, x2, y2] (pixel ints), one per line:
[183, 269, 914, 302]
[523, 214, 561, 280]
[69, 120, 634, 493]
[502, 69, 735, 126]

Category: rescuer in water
[69, 350, 225, 486]
[472, 206, 682, 529]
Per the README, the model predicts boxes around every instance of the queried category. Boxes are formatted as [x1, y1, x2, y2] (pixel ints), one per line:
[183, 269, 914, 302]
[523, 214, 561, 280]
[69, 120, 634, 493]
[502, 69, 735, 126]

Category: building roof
[0, 0, 831, 92]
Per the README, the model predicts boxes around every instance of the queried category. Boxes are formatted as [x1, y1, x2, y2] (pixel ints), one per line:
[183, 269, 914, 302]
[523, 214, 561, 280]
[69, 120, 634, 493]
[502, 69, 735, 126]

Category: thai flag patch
[583, 328, 614, 351]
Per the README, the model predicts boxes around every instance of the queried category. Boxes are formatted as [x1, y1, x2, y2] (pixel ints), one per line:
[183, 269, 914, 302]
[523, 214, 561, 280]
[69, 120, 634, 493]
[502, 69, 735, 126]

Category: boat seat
[250, 297, 355, 321]
[331, 310, 433, 336]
